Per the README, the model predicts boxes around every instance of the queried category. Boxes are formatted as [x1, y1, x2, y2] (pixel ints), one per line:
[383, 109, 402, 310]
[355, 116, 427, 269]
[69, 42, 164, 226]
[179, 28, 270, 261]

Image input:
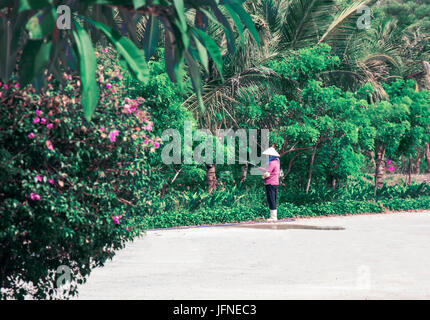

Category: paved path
[76, 211, 430, 299]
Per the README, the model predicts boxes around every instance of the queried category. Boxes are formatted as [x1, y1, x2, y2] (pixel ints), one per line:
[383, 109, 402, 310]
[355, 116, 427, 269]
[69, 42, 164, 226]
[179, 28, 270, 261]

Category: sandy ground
[75, 211, 430, 300]
[385, 173, 430, 185]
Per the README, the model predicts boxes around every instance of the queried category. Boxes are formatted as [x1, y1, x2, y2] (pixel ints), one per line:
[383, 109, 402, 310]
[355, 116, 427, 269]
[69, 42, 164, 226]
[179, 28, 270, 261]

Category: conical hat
[262, 147, 280, 157]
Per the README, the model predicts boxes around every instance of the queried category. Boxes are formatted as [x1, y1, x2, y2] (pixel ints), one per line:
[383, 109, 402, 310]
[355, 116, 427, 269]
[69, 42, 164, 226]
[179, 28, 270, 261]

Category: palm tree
[183, 0, 373, 189]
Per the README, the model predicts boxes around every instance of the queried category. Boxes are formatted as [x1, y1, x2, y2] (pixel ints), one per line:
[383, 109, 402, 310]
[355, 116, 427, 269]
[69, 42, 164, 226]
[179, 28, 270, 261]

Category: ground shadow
[231, 223, 345, 230]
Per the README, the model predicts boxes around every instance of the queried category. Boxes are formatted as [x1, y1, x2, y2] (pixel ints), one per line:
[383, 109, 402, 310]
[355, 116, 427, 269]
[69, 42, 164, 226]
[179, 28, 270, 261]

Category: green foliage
[384, 79, 430, 157]
[0, 0, 260, 120]
[73, 21, 99, 122]
[382, 0, 430, 32]
[278, 178, 430, 204]
[383, 196, 430, 211]
[0, 51, 163, 299]
[141, 190, 430, 229]
[267, 43, 340, 82]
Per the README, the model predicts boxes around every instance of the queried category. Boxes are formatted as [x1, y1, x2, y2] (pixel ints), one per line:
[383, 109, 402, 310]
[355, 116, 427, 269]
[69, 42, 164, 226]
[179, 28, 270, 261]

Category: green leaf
[223, 3, 245, 43]
[25, 7, 57, 40]
[86, 18, 149, 83]
[191, 32, 209, 74]
[142, 16, 160, 61]
[173, 0, 187, 32]
[224, 0, 260, 45]
[72, 21, 99, 122]
[19, 0, 52, 12]
[164, 29, 177, 82]
[171, 2, 189, 51]
[19, 39, 52, 87]
[163, 24, 186, 88]
[132, 0, 146, 9]
[192, 27, 223, 79]
[185, 52, 204, 112]
[205, 1, 236, 53]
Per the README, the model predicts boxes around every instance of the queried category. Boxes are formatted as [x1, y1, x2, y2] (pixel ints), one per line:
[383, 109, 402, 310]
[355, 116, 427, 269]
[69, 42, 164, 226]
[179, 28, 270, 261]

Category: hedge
[142, 196, 430, 230]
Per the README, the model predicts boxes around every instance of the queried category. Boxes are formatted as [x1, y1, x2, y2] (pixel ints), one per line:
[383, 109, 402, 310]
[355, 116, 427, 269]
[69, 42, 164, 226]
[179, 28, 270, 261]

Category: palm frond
[183, 66, 284, 127]
[319, 0, 371, 45]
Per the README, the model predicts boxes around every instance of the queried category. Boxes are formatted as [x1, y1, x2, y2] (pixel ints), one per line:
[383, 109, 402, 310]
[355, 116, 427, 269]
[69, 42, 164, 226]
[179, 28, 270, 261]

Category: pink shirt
[264, 160, 280, 185]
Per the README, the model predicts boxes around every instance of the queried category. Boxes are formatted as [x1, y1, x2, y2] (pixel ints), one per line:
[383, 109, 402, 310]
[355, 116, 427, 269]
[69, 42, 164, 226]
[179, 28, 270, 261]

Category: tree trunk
[408, 157, 412, 185]
[305, 145, 317, 194]
[425, 142, 430, 174]
[422, 61, 430, 90]
[240, 163, 248, 183]
[415, 150, 421, 174]
[206, 164, 217, 193]
[374, 145, 385, 191]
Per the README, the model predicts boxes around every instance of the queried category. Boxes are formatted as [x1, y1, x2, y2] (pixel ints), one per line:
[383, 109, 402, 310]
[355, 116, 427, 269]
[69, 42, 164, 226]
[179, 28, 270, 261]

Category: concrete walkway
[76, 211, 430, 299]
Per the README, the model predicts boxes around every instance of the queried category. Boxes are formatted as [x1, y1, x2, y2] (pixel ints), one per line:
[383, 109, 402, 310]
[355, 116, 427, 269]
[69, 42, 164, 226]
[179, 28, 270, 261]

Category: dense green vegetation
[1, 0, 429, 299]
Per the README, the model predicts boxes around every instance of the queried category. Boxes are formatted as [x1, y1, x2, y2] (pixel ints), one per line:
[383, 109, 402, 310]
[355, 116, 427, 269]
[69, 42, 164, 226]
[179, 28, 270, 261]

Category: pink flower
[46, 140, 54, 150]
[154, 142, 160, 148]
[3, 84, 8, 90]
[14, 83, 20, 88]
[48, 179, 54, 185]
[35, 109, 42, 116]
[112, 216, 120, 225]
[40, 118, 47, 124]
[102, 48, 108, 53]
[46, 123, 54, 129]
[33, 117, 40, 124]
[143, 139, 149, 145]
[145, 125, 153, 132]
[28, 132, 35, 139]
[30, 193, 41, 201]
[36, 175, 42, 182]
[387, 166, 395, 173]
[386, 159, 391, 165]
[125, 227, 130, 231]
[106, 83, 112, 89]
[99, 127, 105, 132]
[124, 104, 137, 113]
[109, 130, 119, 142]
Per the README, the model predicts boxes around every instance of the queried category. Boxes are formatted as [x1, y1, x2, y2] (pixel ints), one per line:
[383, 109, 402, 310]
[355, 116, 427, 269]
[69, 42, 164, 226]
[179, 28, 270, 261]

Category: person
[261, 147, 280, 222]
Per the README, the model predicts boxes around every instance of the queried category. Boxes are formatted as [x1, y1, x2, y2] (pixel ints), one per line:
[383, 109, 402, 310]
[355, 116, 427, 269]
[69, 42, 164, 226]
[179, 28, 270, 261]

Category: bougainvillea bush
[0, 50, 163, 299]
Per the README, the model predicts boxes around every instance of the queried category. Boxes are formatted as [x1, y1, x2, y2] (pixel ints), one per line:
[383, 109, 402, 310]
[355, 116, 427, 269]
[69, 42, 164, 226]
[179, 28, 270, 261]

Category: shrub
[141, 196, 430, 230]
[0, 51, 163, 299]
[383, 196, 430, 211]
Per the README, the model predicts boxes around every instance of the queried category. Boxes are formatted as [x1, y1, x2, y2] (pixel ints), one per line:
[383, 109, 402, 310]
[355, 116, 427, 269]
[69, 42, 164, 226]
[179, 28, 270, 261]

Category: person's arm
[262, 161, 274, 179]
